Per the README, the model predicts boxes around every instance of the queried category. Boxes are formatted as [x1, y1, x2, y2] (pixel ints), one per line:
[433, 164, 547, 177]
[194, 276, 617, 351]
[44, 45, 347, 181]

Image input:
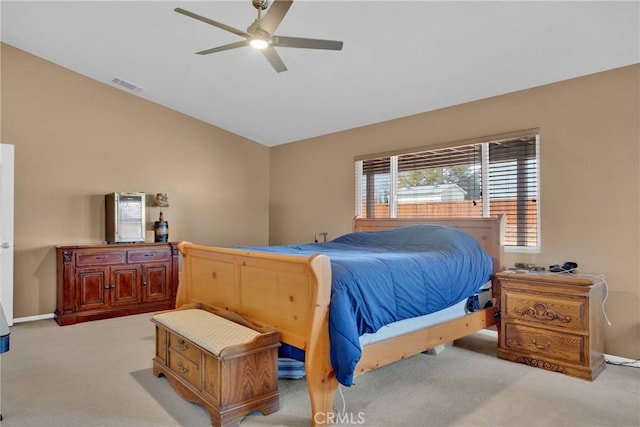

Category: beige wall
[270, 64, 640, 359]
[2, 41, 639, 359]
[1, 43, 270, 319]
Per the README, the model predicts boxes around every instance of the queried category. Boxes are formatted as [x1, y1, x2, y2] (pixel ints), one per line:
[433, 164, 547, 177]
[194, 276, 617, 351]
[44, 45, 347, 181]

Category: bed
[175, 216, 505, 425]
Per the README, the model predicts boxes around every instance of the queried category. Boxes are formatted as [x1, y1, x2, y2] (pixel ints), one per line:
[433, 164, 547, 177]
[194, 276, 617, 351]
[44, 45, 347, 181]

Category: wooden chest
[151, 306, 280, 427]
[496, 271, 606, 380]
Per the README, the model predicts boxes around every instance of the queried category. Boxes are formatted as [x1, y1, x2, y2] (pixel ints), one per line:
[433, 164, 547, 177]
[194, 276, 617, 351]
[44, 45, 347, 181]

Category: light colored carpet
[1, 313, 638, 427]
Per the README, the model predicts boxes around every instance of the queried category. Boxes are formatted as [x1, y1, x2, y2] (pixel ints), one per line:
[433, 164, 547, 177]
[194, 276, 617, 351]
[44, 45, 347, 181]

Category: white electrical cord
[336, 384, 346, 418]
[550, 268, 611, 326]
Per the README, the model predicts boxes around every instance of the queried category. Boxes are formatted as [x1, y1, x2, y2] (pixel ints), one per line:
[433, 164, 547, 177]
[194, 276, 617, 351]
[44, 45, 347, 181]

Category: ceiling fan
[175, 0, 343, 73]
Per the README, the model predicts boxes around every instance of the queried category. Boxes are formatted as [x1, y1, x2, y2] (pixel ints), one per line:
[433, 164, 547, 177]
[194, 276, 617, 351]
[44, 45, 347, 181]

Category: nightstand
[496, 271, 606, 380]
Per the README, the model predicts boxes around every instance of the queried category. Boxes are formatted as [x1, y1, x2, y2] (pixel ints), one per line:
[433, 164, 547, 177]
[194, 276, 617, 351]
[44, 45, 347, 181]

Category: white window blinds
[356, 133, 540, 251]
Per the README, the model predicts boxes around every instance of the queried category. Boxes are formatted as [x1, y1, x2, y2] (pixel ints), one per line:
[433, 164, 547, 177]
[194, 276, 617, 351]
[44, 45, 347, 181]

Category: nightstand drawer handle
[176, 340, 188, 352]
[176, 362, 189, 375]
[532, 339, 551, 350]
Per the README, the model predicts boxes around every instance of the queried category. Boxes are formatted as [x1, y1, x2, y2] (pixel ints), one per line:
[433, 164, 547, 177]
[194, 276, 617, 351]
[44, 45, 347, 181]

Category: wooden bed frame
[175, 216, 505, 426]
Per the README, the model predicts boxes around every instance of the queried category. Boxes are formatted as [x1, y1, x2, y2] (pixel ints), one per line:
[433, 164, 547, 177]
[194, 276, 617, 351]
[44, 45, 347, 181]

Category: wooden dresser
[55, 242, 179, 325]
[496, 271, 606, 380]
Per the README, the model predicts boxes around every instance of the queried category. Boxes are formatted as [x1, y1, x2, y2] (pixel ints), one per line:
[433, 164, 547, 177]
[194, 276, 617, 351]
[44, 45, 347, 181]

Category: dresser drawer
[504, 291, 586, 330]
[504, 323, 585, 364]
[169, 332, 200, 363]
[75, 251, 125, 266]
[169, 350, 201, 389]
[127, 249, 171, 263]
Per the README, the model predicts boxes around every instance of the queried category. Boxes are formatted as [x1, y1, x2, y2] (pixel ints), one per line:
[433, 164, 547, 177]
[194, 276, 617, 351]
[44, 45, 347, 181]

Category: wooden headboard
[353, 215, 506, 274]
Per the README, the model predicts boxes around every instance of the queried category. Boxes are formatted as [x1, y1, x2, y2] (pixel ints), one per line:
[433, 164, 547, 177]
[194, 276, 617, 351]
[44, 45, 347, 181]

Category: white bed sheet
[359, 282, 492, 347]
[278, 283, 493, 379]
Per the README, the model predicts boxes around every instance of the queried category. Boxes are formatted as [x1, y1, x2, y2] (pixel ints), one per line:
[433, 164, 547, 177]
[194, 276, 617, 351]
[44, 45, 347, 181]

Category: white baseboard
[605, 354, 640, 367]
[13, 313, 54, 324]
[477, 329, 498, 337]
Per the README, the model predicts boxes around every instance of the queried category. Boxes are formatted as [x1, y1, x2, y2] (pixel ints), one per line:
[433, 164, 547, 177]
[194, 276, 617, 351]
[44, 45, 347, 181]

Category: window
[355, 132, 540, 252]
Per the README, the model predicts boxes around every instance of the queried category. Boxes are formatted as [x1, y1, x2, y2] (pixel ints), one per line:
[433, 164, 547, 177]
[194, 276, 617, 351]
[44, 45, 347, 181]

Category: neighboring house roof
[398, 184, 467, 203]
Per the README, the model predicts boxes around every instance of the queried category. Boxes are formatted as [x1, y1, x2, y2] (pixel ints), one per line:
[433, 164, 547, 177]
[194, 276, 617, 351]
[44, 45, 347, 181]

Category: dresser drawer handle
[532, 339, 551, 350]
[176, 362, 190, 375]
[144, 253, 156, 257]
[176, 340, 188, 352]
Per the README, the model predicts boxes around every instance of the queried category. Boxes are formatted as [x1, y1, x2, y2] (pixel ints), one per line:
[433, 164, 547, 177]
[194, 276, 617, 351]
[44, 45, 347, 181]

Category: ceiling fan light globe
[250, 39, 269, 49]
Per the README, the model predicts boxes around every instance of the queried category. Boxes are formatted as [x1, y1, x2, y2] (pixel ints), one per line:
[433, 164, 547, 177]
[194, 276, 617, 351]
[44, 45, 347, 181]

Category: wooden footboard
[175, 243, 338, 425]
[175, 216, 504, 426]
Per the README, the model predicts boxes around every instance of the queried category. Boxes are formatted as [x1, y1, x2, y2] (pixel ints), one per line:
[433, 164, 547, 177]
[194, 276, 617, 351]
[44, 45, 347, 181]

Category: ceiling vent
[111, 77, 143, 93]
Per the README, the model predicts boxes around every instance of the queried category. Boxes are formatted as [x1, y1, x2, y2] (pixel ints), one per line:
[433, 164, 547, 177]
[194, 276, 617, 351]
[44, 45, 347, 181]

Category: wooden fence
[363, 200, 537, 247]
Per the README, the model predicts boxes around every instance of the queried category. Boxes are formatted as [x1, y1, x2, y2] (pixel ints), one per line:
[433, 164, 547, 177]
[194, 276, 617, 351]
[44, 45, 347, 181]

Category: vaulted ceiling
[2, 1, 638, 147]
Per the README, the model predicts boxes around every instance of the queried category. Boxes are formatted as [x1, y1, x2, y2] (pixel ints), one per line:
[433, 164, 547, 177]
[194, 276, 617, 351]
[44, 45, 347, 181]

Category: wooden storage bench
[151, 306, 280, 427]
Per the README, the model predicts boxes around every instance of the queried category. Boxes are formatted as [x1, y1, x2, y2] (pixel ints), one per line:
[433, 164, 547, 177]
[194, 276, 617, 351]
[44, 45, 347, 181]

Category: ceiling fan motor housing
[252, 0, 269, 10]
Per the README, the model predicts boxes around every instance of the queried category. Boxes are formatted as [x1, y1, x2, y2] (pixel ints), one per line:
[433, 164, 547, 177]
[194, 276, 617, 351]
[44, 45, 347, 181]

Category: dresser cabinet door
[75, 267, 110, 312]
[111, 266, 142, 307]
[142, 263, 170, 303]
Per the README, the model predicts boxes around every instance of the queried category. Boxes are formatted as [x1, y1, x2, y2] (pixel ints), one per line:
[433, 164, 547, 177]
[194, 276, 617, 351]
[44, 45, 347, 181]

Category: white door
[0, 144, 14, 326]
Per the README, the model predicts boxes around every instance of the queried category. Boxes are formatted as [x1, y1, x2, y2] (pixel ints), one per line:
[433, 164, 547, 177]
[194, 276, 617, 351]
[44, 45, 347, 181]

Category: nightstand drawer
[504, 291, 586, 330]
[504, 323, 585, 364]
[169, 350, 201, 389]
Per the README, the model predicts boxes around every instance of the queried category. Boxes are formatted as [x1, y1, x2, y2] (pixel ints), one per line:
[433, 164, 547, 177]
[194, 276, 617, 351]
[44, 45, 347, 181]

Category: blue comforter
[241, 224, 493, 386]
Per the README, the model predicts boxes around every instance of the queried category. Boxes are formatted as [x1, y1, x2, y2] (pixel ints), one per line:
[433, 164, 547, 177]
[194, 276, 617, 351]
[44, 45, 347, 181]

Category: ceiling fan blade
[273, 35, 343, 51]
[261, 46, 288, 73]
[259, 0, 293, 34]
[174, 7, 250, 38]
[196, 40, 250, 55]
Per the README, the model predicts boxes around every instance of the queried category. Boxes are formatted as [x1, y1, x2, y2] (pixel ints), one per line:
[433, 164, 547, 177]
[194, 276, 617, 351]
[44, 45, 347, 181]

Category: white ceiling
[2, 1, 639, 147]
